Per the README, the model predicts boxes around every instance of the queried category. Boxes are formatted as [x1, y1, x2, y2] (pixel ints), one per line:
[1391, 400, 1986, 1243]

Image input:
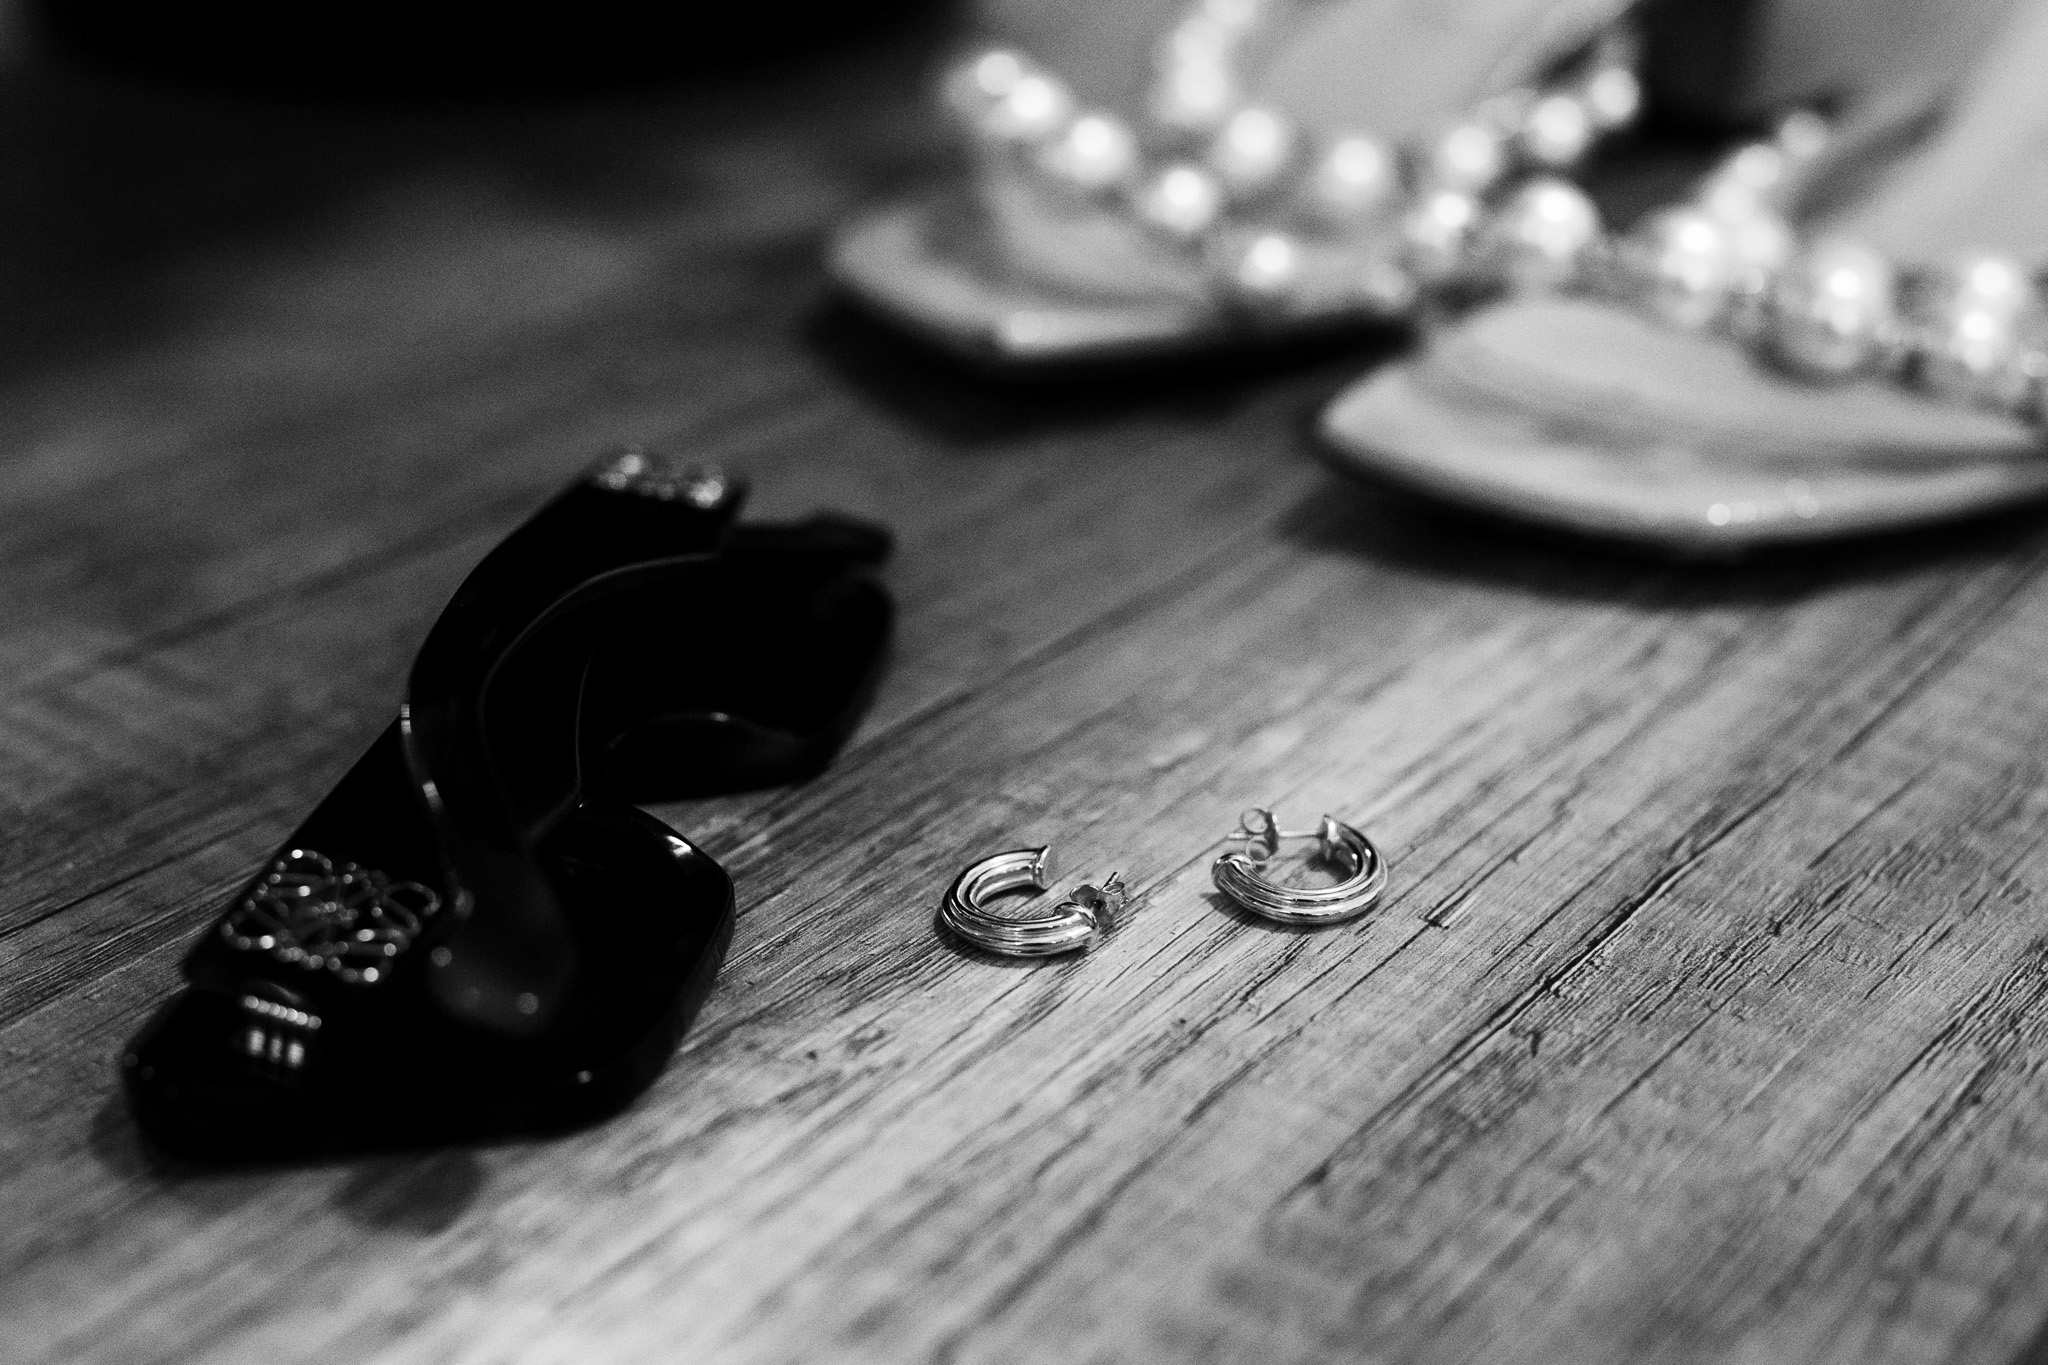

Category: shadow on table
[1280, 469, 2048, 609]
[87, 1087, 487, 1233]
[87, 1090, 274, 1218]
[329, 1152, 487, 1234]
[805, 296, 1410, 448]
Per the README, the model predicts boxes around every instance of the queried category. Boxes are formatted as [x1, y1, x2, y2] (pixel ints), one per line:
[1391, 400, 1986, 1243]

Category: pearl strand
[941, 4, 1643, 321]
[945, 34, 2048, 427]
[1597, 112, 2048, 426]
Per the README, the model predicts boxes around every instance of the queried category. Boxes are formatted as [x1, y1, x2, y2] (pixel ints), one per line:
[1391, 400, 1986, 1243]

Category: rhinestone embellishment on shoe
[220, 849, 442, 985]
[587, 447, 734, 509]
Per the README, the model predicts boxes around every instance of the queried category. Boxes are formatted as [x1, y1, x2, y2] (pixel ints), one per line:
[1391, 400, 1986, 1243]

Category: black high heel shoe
[122, 450, 892, 1161]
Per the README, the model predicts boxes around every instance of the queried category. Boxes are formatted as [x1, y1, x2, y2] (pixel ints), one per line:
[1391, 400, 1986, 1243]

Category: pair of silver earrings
[937, 808, 1388, 958]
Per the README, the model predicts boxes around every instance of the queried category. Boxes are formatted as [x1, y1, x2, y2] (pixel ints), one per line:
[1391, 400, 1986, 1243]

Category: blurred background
[0, 0, 2006, 389]
[0, 0, 2028, 522]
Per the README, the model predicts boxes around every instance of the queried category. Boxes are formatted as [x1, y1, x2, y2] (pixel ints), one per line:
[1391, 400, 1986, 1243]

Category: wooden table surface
[7, 16, 2048, 1365]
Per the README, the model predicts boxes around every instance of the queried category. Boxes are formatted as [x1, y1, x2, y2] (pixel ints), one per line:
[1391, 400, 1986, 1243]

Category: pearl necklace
[941, 0, 1644, 322]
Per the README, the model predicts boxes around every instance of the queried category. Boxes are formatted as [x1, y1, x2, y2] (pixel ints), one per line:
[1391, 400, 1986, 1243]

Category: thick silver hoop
[1211, 808, 1386, 925]
[939, 847, 1127, 957]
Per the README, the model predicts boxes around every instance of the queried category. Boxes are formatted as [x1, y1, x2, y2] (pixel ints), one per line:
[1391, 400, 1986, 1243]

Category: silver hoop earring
[939, 847, 1127, 957]
[1211, 808, 1386, 925]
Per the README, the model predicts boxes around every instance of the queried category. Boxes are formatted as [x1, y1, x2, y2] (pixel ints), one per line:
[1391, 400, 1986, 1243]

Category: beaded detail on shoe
[1585, 111, 2048, 427]
[587, 447, 735, 509]
[219, 849, 442, 986]
[941, 1, 1643, 320]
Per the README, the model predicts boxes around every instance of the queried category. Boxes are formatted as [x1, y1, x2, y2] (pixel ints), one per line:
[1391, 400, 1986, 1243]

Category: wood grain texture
[4, 17, 2048, 1365]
